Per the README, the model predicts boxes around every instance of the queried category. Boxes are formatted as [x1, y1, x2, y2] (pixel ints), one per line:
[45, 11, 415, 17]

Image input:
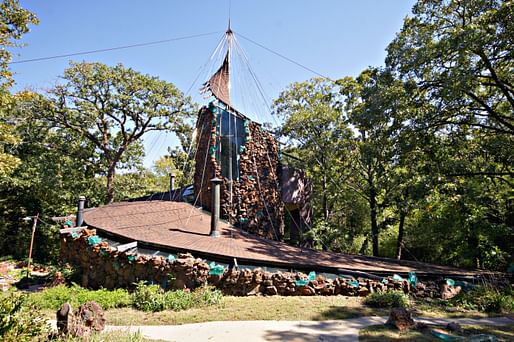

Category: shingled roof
[83, 201, 486, 277]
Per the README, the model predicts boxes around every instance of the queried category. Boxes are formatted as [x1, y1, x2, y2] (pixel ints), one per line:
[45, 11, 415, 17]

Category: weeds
[28, 284, 131, 310]
[0, 292, 50, 342]
[451, 285, 513, 313]
[363, 291, 410, 308]
[131, 281, 223, 312]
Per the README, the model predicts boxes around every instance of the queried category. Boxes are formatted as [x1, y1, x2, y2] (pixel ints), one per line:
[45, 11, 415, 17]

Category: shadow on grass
[262, 330, 350, 342]
[262, 321, 363, 342]
[313, 305, 389, 320]
[359, 323, 514, 342]
[359, 324, 435, 341]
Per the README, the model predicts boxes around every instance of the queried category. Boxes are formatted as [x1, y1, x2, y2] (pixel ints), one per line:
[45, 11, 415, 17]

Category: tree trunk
[370, 185, 379, 256]
[321, 172, 329, 251]
[106, 164, 116, 204]
[396, 211, 406, 260]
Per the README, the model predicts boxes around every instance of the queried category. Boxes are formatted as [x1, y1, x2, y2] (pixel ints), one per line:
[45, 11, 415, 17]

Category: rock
[266, 285, 278, 295]
[56, 303, 73, 334]
[74, 301, 105, 335]
[56, 301, 105, 338]
[177, 252, 194, 259]
[386, 307, 415, 331]
[263, 279, 273, 286]
[299, 285, 316, 296]
[440, 284, 462, 300]
[246, 284, 262, 296]
[358, 287, 370, 296]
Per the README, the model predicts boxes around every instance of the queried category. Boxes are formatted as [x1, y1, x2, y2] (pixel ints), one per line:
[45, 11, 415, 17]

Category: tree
[273, 78, 363, 250]
[47, 62, 194, 203]
[385, 0, 514, 264]
[386, 0, 514, 138]
[0, 91, 104, 262]
[0, 0, 38, 177]
[336, 69, 408, 257]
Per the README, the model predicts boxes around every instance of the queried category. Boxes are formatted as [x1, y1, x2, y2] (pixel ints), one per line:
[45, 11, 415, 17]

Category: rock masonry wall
[61, 228, 446, 298]
[193, 105, 284, 240]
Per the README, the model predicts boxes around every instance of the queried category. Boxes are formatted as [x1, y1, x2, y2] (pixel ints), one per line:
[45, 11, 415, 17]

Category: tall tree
[273, 78, 363, 250]
[0, 91, 104, 261]
[0, 0, 38, 177]
[46, 62, 194, 203]
[386, 0, 514, 138]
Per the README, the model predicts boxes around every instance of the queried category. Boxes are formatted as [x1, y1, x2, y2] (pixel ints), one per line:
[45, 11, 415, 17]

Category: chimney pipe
[210, 177, 223, 237]
[76, 196, 86, 227]
[169, 172, 176, 191]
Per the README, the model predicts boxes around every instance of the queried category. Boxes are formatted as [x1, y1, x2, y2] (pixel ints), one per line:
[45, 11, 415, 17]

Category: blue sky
[10, 0, 416, 167]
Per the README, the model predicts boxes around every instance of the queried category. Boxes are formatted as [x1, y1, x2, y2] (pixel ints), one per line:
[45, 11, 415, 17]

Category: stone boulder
[56, 301, 106, 338]
[386, 307, 415, 331]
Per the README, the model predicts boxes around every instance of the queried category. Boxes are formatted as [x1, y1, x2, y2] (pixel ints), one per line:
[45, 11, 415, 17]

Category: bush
[363, 291, 410, 308]
[131, 282, 167, 312]
[451, 285, 513, 313]
[28, 284, 131, 310]
[0, 292, 50, 342]
[131, 281, 223, 312]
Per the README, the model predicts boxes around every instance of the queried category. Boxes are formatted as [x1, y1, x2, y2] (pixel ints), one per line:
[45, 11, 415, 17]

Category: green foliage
[0, 0, 38, 177]
[28, 284, 131, 310]
[363, 291, 410, 308]
[451, 285, 514, 313]
[45, 61, 195, 203]
[386, 0, 514, 136]
[52, 331, 146, 342]
[131, 281, 223, 312]
[0, 0, 39, 86]
[0, 292, 49, 342]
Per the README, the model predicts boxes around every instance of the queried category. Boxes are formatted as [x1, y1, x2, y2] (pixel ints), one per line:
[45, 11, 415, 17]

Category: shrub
[363, 291, 410, 308]
[131, 282, 167, 312]
[192, 285, 224, 306]
[452, 285, 513, 313]
[28, 284, 131, 310]
[0, 292, 50, 342]
[131, 281, 223, 312]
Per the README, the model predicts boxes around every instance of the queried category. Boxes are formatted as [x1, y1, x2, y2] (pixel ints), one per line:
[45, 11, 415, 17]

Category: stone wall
[61, 228, 445, 298]
[193, 104, 284, 240]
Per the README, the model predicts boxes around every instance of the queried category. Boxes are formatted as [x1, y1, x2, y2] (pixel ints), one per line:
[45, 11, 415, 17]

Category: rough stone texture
[440, 283, 462, 300]
[386, 307, 416, 331]
[56, 301, 105, 338]
[60, 229, 210, 290]
[61, 228, 447, 298]
[193, 105, 285, 240]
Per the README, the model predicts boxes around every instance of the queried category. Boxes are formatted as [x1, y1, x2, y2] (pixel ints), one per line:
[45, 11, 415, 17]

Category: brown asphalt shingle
[84, 201, 485, 276]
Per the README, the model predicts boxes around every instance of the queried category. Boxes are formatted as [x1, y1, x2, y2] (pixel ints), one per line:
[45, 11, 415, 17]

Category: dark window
[217, 108, 245, 180]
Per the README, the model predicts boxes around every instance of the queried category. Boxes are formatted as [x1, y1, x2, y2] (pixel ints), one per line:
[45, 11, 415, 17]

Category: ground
[36, 295, 498, 326]
[360, 324, 514, 341]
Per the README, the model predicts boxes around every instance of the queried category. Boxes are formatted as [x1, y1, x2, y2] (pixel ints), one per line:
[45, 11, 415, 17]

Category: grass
[364, 291, 410, 308]
[52, 330, 159, 342]
[28, 284, 131, 310]
[131, 282, 223, 312]
[359, 324, 514, 341]
[37, 296, 387, 325]
[35, 294, 498, 326]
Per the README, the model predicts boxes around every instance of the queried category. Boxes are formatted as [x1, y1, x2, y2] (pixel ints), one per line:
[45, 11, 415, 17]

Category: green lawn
[39, 295, 495, 326]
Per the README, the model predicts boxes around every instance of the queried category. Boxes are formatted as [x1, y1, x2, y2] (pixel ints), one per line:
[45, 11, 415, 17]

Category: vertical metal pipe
[76, 196, 86, 227]
[169, 172, 176, 191]
[210, 178, 222, 237]
[26, 213, 38, 278]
